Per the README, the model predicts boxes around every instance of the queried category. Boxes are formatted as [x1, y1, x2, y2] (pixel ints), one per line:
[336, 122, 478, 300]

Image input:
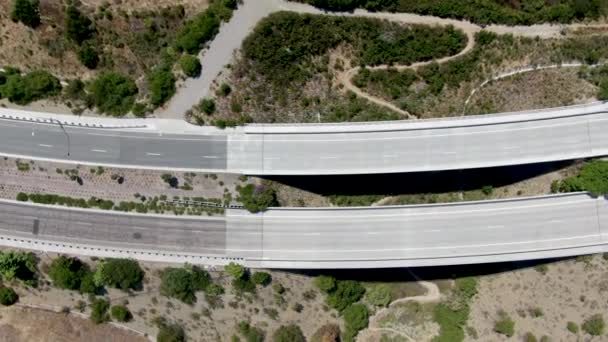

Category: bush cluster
[224, 262, 257, 294]
[0, 69, 61, 105]
[243, 12, 466, 88]
[552, 160, 608, 195]
[0, 287, 18, 306]
[179, 55, 202, 77]
[93, 258, 144, 291]
[88, 72, 138, 116]
[273, 324, 306, 342]
[48, 256, 97, 294]
[157, 320, 186, 342]
[90, 298, 110, 324]
[160, 266, 221, 304]
[11, 0, 40, 27]
[433, 276, 478, 341]
[147, 66, 176, 107]
[342, 303, 369, 341]
[297, 0, 605, 25]
[0, 251, 37, 286]
[315, 275, 366, 312]
[235, 321, 265, 342]
[174, 0, 236, 54]
[110, 304, 132, 322]
[236, 183, 278, 213]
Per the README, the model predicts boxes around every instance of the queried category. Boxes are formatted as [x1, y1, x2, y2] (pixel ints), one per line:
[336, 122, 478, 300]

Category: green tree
[0, 287, 18, 306]
[252, 272, 271, 286]
[225, 262, 246, 279]
[273, 324, 305, 342]
[111, 304, 131, 322]
[65, 5, 94, 44]
[0, 251, 37, 285]
[366, 284, 391, 307]
[179, 55, 202, 77]
[160, 267, 196, 304]
[78, 42, 99, 69]
[11, 0, 40, 28]
[48, 255, 91, 291]
[88, 72, 138, 116]
[147, 67, 176, 107]
[343, 303, 369, 341]
[94, 258, 143, 291]
[327, 280, 365, 311]
[90, 298, 110, 324]
[157, 321, 186, 342]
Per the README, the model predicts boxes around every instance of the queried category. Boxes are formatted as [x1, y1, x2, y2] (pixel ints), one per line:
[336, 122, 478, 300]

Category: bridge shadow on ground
[265, 160, 579, 198]
[282, 257, 576, 283]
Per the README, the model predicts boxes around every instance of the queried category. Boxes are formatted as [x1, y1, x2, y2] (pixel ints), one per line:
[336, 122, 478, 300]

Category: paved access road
[1, 193, 607, 268]
[1, 102, 607, 175]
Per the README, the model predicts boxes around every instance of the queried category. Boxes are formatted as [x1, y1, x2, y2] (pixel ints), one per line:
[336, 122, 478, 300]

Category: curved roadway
[0, 193, 606, 268]
[1, 102, 608, 175]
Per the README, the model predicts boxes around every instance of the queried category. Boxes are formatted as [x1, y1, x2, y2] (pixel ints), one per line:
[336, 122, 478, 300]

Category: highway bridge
[1, 193, 606, 269]
[0, 102, 607, 175]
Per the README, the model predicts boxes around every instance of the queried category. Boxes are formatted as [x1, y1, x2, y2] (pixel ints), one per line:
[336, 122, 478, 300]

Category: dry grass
[0, 306, 146, 342]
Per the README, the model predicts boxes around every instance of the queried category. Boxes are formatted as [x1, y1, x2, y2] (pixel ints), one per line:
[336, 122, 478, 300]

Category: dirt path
[358, 270, 441, 341]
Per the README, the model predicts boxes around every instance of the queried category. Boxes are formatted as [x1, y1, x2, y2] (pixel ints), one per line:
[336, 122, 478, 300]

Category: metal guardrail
[161, 199, 244, 209]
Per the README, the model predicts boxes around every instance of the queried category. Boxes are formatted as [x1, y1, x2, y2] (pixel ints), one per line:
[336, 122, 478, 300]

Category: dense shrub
[157, 321, 186, 342]
[0, 287, 18, 306]
[327, 280, 365, 312]
[0, 70, 62, 105]
[252, 272, 272, 286]
[147, 67, 176, 107]
[0, 251, 37, 286]
[366, 284, 392, 307]
[237, 183, 278, 213]
[179, 55, 202, 77]
[90, 298, 110, 324]
[160, 266, 211, 304]
[225, 262, 246, 279]
[433, 277, 478, 342]
[48, 256, 96, 293]
[111, 304, 132, 322]
[343, 303, 369, 341]
[315, 275, 337, 293]
[582, 314, 605, 336]
[94, 258, 143, 291]
[65, 5, 95, 44]
[199, 98, 216, 114]
[174, 0, 236, 54]
[273, 324, 305, 342]
[297, 0, 605, 25]
[88, 72, 138, 116]
[11, 0, 40, 28]
[554, 160, 608, 195]
[79, 42, 99, 69]
[243, 12, 466, 87]
[237, 321, 265, 342]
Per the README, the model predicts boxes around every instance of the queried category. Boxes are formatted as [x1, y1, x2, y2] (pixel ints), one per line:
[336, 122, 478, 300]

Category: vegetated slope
[353, 31, 608, 118]
[293, 0, 607, 25]
[204, 12, 466, 124]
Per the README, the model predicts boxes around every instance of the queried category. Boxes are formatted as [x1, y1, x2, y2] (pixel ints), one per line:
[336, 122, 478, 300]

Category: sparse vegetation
[567, 321, 579, 333]
[433, 276, 478, 342]
[494, 312, 515, 337]
[582, 314, 605, 336]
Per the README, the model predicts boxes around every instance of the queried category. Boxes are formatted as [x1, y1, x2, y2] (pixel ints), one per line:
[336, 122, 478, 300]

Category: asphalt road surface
[1, 194, 606, 268]
[0, 119, 227, 170]
[1, 102, 607, 175]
